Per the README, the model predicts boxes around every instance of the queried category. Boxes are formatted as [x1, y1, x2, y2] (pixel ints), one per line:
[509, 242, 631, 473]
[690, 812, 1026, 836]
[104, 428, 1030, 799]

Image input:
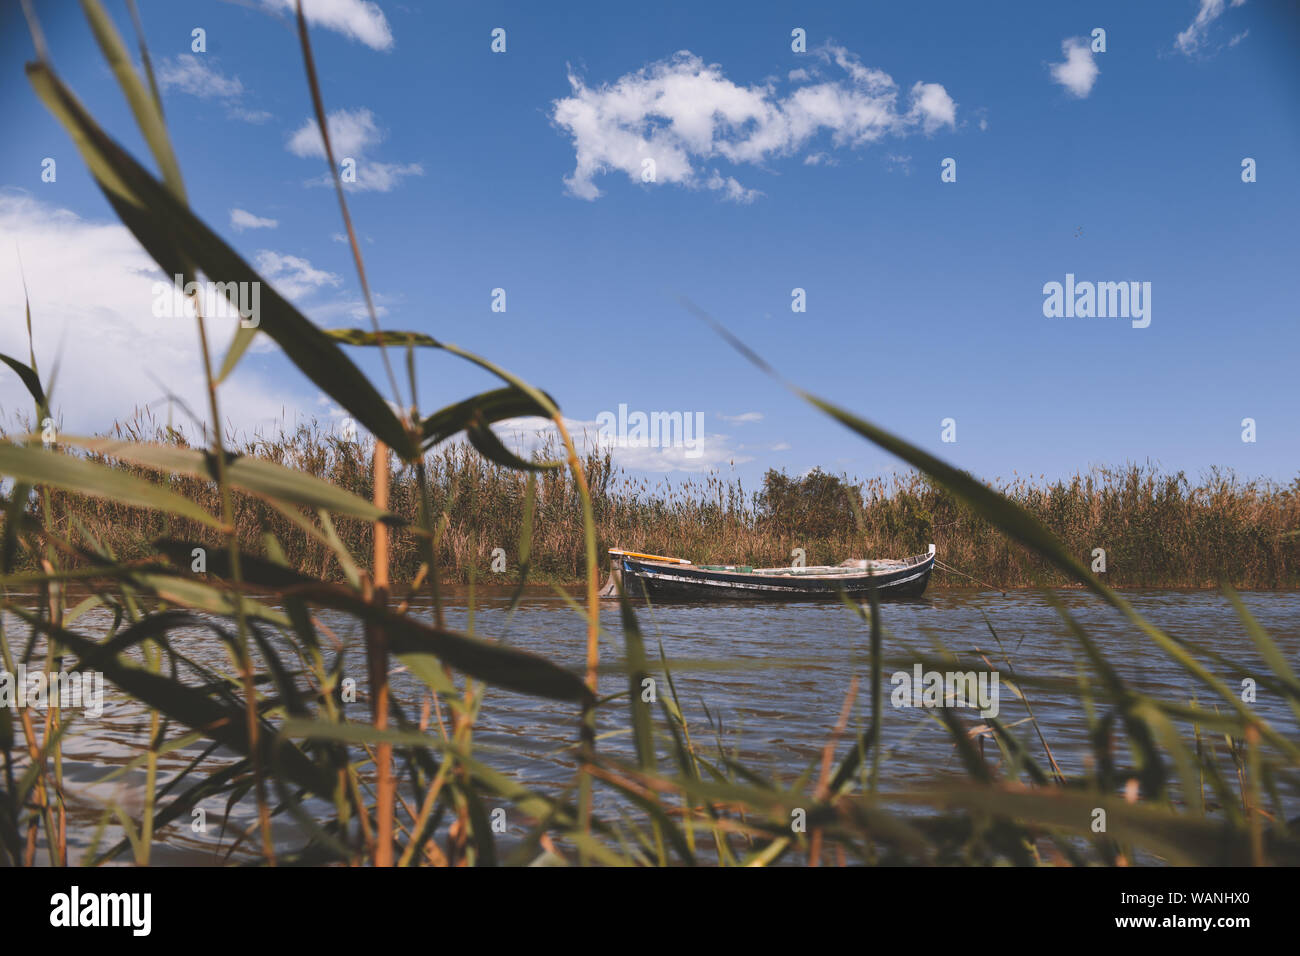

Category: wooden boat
[599, 546, 936, 602]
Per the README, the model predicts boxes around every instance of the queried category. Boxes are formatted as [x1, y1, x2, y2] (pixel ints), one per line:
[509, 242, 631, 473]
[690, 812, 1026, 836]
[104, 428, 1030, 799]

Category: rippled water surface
[7, 588, 1299, 863]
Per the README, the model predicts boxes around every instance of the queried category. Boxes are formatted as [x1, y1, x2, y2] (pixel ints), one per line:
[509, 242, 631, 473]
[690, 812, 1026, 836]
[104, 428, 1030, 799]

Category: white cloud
[310, 295, 391, 323]
[1049, 38, 1100, 98]
[0, 192, 308, 437]
[288, 108, 381, 159]
[1176, 0, 1248, 56]
[884, 153, 912, 174]
[156, 55, 271, 124]
[719, 411, 763, 424]
[300, 162, 424, 193]
[490, 416, 751, 473]
[287, 109, 423, 192]
[909, 82, 957, 132]
[230, 208, 278, 231]
[258, 0, 394, 51]
[157, 54, 244, 99]
[551, 44, 957, 201]
[228, 107, 274, 125]
[705, 170, 761, 203]
[252, 250, 342, 300]
[337, 161, 424, 193]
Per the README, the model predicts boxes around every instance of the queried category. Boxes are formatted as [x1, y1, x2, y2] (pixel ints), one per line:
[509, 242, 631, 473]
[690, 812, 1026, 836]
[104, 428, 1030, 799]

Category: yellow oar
[608, 548, 692, 565]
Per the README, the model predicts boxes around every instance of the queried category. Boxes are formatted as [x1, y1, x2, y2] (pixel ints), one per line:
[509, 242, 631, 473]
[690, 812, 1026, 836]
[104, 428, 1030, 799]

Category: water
[6, 588, 1299, 863]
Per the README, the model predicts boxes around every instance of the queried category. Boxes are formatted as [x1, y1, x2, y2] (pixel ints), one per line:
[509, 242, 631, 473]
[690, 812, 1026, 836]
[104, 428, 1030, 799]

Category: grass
[3, 408, 1296, 590]
[1, 0, 1298, 868]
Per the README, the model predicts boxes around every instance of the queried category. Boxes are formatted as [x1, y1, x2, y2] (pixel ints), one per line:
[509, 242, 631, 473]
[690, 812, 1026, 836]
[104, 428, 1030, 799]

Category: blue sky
[1, 0, 1296, 489]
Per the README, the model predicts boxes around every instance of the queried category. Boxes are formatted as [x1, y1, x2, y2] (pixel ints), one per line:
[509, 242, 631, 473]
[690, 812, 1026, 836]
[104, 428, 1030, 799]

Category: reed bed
[3, 0, 1298, 869]
[6, 410, 1295, 590]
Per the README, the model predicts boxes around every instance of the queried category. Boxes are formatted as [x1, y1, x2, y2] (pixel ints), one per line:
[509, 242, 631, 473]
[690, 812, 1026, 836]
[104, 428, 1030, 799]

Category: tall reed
[6, 411, 1295, 590]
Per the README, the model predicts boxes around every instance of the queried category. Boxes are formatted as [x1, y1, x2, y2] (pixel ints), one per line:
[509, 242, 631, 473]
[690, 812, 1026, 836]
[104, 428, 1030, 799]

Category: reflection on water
[7, 588, 1299, 864]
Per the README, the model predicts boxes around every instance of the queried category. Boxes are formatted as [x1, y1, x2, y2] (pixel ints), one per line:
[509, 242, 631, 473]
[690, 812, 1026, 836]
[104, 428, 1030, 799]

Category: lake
[6, 587, 1299, 863]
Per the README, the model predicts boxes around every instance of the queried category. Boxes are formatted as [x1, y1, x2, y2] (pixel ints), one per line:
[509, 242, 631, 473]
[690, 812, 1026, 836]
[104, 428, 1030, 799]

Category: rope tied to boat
[934, 558, 1006, 595]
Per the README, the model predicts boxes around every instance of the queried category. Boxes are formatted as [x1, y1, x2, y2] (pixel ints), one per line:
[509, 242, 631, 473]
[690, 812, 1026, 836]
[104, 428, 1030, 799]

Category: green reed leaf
[61, 436, 402, 524]
[420, 387, 554, 448]
[289, 585, 594, 706]
[466, 421, 560, 472]
[24, 62, 416, 459]
[78, 0, 187, 203]
[0, 442, 223, 529]
[895, 783, 1300, 866]
[0, 354, 45, 411]
[13, 608, 336, 799]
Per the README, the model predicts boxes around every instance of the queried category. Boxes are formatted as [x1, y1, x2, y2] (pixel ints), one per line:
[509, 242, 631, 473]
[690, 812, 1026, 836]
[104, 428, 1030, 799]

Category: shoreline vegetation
[7, 413, 1297, 592]
[5, 1, 1298, 869]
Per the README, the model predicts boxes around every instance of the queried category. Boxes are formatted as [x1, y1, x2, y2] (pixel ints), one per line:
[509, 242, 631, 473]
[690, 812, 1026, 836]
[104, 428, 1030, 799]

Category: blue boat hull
[616, 553, 935, 602]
